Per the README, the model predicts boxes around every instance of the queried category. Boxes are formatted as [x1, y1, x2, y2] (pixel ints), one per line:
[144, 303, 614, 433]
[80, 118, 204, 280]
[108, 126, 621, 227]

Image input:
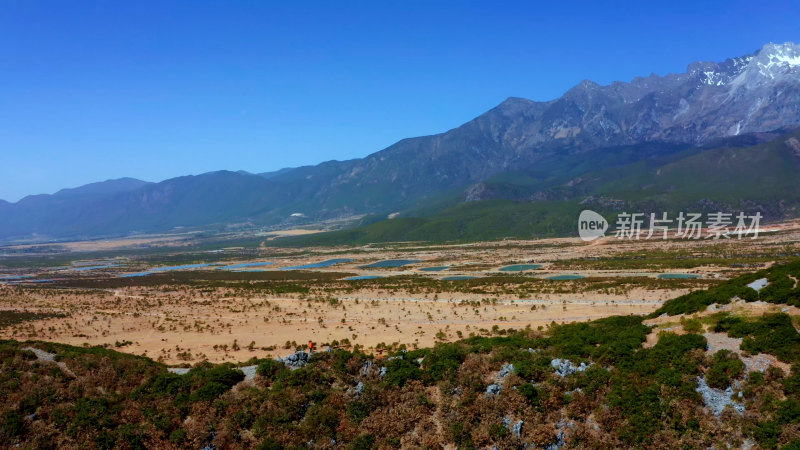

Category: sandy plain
[1, 220, 799, 365]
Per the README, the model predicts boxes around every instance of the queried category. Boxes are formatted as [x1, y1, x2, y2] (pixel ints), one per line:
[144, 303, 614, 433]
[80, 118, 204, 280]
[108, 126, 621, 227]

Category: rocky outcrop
[486, 362, 516, 397]
[277, 351, 311, 369]
[696, 376, 745, 417]
[551, 358, 591, 377]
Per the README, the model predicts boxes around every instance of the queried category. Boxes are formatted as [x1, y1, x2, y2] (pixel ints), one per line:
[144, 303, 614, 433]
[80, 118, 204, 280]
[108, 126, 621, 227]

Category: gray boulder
[498, 362, 515, 379]
[278, 351, 310, 369]
[512, 420, 524, 438]
[349, 381, 364, 397]
[550, 358, 591, 377]
[361, 360, 374, 376]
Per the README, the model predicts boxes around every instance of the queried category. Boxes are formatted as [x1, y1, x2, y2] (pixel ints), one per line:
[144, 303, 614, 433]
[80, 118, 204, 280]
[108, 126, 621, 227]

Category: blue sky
[1, 1, 798, 201]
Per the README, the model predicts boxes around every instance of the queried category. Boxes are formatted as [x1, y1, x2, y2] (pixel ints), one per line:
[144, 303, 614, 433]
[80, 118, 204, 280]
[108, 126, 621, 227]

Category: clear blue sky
[1, 1, 798, 201]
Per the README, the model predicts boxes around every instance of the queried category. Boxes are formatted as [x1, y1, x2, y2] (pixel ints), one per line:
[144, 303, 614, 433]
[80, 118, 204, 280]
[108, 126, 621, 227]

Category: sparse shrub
[706, 350, 745, 389]
[347, 434, 375, 450]
[383, 358, 422, 387]
[518, 383, 540, 405]
[256, 359, 286, 380]
[754, 420, 781, 449]
[168, 428, 186, 444]
[680, 317, 703, 333]
[715, 313, 800, 363]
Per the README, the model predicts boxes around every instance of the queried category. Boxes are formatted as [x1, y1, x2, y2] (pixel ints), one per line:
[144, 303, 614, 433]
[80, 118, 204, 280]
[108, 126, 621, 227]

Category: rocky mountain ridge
[3, 42, 800, 241]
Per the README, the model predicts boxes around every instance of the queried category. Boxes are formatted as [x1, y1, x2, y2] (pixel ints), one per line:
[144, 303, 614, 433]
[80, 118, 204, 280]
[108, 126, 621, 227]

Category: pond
[119, 263, 216, 278]
[72, 264, 121, 271]
[658, 274, 701, 279]
[420, 266, 449, 272]
[344, 275, 383, 281]
[220, 262, 274, 270]
[0, 275, 33, 281]
[359, 259, 421, 269]
[547, 275, 586, 280]
[499, 264, 542, 272]
[442, 276, 477, 281]
[281, 259, 354, 270]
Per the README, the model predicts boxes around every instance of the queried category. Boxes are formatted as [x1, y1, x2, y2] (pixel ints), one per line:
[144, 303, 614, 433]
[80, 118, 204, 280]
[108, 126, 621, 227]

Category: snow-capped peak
[752, 42, 800, 78]
[760, 42, 800, 64]
[723, 42, 800, 88]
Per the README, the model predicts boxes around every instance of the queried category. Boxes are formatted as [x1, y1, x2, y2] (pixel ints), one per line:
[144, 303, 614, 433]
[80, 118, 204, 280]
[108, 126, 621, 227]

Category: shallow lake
[220, 262, 274, 270]
[0, 275, 32, 281]
[547, 275, 586, 280]
[359, 259, 421, 268]
[499, 264, 542, 271]
[442, 276, 476, 281]
[119, 263, 216, 278]
[658, 274, 701, 279]
[420, 266, 449, 272]
[281, 259, 354, 270]
[72, 264, 120, 271]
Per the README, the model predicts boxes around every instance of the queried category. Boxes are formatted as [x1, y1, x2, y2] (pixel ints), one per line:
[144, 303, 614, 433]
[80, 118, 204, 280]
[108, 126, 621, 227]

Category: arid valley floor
[2, 221, 799, 366]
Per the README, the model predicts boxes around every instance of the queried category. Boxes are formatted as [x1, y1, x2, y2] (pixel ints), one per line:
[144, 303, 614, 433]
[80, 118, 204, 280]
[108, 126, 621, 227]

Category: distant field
[1, 222, 798, 364]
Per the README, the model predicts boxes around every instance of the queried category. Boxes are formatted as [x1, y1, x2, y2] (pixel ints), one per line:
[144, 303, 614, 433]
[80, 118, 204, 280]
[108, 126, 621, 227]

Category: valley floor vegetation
[2, 261, 800, 448]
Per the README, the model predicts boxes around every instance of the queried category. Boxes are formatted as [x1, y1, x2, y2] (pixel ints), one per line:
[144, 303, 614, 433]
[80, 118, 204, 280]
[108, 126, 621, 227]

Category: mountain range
[3, 42, 800, 243]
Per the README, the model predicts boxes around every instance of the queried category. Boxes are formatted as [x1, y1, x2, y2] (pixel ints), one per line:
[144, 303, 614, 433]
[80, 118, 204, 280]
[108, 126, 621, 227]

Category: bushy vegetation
[714, 313, 800, 363]
[4, 262, 800, 447]
[706, 350, 745, 389]
[0, 313, 777, 448]
[276, 200, 589, 245]
[651, 259, 800, 317]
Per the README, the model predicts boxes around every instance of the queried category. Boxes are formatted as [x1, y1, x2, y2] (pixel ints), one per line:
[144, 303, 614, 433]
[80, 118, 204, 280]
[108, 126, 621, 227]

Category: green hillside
[282, 131, 800, 246]
[589, 130, 800, 209]
[277, 200, 590, 246]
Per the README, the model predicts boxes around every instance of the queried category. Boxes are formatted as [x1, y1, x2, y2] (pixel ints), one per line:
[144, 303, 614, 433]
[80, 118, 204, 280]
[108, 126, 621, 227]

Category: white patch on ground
[746, 278, 768, 292]
[696, 376, 744, 417]
[239, 365, 257, 380]
[703, 332, 789, 373]
[23, 346, 75, 377]
[168, 365, 257, 379]
[23, 346, 55, 362]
